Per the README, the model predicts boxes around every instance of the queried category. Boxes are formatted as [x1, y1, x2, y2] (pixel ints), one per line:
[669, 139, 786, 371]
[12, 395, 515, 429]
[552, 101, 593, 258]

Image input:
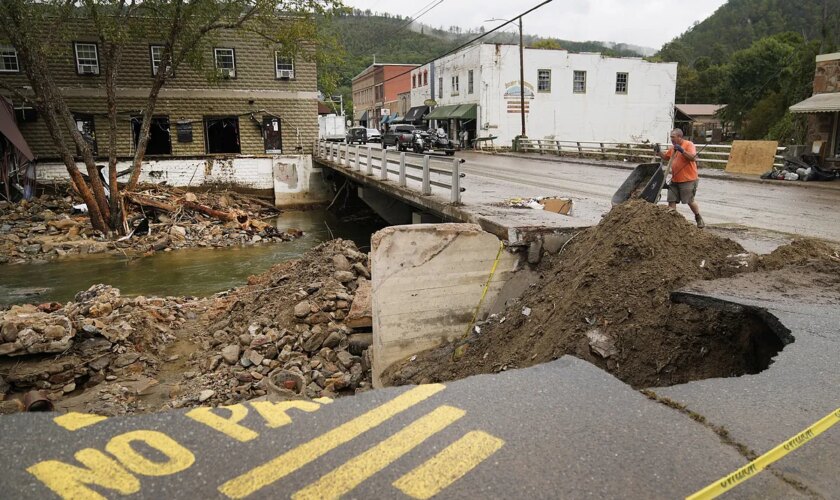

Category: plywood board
[725, 140, 778, 175]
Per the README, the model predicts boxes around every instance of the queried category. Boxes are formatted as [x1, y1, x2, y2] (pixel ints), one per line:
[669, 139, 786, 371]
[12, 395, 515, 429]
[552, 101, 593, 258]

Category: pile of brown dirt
[759, 238, 840, 271]
[384, 200, 769, 388]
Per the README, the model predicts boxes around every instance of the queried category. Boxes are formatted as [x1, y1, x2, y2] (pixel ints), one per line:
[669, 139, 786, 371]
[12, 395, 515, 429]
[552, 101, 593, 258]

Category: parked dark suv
[346, 126, 368, 144]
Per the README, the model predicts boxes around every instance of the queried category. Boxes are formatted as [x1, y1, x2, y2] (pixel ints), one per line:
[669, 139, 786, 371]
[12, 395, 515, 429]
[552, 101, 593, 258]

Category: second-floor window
[275, 52, 294, 79]
[451, 75, 459, 93]
[573, 70, 586, 93]
[412, 74, 417, 88]
[423, 71, 428, 86]
[616, 72, 629, 94]
[439, 77, 443, 97]
[74, 42, 99, 75]
[538, 69, 551, 92]
[149, 45, 172, 77]
[0, 45, 19, 73]
[214, 48, 236, 78]
[468, 70, 474, 94]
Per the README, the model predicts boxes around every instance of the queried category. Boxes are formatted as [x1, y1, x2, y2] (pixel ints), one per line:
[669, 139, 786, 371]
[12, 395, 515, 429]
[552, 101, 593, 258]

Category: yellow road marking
[218, 384, 445, 499]
[293, 405, 465, 500]
[393, 430, 504, 499]
[250, 401, 322, 429]
[687, 407, 840, 500]
[53, 412, 108, 431]
[186, 404, 258, 442]
[27, 449, 140, 500]
[105, 431, 195, 476]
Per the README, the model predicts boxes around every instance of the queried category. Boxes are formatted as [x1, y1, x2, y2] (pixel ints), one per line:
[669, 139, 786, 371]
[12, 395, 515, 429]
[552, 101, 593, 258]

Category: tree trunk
[126, 80, 165, 191]
[104, 41, 124, 234]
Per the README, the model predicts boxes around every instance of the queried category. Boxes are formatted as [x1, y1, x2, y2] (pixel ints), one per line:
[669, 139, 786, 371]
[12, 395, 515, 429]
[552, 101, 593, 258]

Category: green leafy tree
[0, 0, 342, 234]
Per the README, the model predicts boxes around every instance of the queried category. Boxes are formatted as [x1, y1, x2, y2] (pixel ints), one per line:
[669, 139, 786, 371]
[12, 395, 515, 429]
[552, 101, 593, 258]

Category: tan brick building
[790, 52, 840, 167]
[0, 20, 319, 161]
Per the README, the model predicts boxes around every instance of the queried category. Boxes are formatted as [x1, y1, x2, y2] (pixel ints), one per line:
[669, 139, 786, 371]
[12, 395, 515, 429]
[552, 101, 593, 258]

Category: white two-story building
[410, 44, 677, 146]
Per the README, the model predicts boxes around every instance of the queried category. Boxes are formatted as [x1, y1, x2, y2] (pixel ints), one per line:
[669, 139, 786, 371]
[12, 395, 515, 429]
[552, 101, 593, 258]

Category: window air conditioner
[220, 68, 235, 78]
[277, 69, 294, 79]
[80, 65, 98, 75]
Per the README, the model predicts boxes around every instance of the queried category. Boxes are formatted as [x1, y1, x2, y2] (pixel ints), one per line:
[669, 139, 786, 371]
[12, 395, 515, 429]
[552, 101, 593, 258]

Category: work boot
[695, 214, 705, 228]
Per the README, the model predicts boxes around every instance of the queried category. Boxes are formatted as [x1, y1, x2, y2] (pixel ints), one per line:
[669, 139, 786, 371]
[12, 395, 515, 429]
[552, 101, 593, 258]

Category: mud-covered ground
[383, 201, 840, 389]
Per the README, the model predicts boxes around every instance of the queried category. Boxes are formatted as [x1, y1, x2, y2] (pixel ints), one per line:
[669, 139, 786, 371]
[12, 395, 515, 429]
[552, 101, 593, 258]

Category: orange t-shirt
[662, 139, 698, 183]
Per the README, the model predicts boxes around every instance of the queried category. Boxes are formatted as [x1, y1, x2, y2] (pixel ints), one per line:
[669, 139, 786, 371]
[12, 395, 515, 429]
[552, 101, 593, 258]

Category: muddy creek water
[1, 208, 384, 306]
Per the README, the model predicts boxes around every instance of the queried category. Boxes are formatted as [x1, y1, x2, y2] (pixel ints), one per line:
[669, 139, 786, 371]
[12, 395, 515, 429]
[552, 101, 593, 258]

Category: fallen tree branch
[123, 192, 176, 212]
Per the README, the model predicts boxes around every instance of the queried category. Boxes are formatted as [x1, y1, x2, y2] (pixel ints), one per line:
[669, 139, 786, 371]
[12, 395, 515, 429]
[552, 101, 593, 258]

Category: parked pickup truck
[381, 125, 419, 151]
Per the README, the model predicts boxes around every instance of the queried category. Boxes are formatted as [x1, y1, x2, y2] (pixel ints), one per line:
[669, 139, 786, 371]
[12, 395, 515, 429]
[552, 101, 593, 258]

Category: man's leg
[687, 201, 700, 215]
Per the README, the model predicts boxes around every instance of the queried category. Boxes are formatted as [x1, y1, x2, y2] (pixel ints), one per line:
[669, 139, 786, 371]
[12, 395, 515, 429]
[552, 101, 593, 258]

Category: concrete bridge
[312, 140, 840, 247]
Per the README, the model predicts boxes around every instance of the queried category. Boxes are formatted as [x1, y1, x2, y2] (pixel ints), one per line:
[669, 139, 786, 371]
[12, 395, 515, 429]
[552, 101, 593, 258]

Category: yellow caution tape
[461, 240, 505, 342]
[687, 407, 840, 500]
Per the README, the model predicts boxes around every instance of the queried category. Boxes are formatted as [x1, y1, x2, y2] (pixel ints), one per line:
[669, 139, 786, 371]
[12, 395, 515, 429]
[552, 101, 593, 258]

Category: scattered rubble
[0, 239, 373, 416]
[0, 186, 302, 265]
[383, 200, 801, 389]
[0, 284, 200, 415]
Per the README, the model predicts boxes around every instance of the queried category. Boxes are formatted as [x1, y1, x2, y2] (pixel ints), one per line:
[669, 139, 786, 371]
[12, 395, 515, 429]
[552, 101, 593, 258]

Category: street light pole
[518, 16, 526, 138]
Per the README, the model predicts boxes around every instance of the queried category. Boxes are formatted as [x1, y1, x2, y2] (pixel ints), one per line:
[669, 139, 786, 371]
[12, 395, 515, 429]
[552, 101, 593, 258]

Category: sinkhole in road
[625, 302, 793, 388]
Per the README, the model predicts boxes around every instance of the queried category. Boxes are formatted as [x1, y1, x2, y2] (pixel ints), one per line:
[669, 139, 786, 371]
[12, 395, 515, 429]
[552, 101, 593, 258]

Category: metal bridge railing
[517, 138, 788, 169]
[314, 140, 466, 204]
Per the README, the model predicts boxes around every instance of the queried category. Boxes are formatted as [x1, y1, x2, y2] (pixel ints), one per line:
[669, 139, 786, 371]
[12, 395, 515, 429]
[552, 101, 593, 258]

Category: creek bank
[0, 185, 302, 265]
[383, 201, 840, 389]
[0, 239, 373, 416]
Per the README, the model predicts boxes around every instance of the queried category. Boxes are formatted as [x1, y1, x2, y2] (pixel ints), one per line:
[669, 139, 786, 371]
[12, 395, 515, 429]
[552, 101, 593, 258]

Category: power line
[377, 0, 555, 87]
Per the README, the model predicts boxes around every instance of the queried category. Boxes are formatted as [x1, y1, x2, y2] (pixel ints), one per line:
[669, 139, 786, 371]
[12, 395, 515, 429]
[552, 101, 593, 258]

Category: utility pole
[518, 16, 526, 138]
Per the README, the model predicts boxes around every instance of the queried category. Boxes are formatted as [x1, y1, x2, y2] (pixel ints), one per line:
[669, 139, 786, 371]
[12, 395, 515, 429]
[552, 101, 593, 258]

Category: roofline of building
[351, 63, 421, 82]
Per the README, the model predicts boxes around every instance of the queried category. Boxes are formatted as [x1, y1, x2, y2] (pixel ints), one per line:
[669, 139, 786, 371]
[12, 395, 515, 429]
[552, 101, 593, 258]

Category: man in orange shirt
[656, 128, 705, 228]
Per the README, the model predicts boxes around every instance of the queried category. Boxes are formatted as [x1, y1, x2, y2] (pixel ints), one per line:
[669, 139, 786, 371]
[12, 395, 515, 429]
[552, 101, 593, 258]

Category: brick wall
[1, 18, 318, 160]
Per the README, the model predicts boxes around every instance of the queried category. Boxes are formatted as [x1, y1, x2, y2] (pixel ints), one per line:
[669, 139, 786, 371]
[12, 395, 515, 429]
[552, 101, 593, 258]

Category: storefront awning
[404, 106, 430, 122]
[425, 105, 459, 120]
[451, 104, 478, 120]
[790, 93, 840, 113]
[425, 104, 477, 121]
[359, 110, 369, 122]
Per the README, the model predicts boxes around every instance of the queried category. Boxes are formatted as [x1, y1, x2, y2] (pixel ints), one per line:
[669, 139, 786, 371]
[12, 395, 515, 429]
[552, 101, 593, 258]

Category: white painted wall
[421, 44, 677, 146]
[36, 157, 285, 190]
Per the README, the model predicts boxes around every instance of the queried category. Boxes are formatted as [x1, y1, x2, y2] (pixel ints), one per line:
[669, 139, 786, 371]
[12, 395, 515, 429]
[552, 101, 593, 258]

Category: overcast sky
[344, 0, 728, 50]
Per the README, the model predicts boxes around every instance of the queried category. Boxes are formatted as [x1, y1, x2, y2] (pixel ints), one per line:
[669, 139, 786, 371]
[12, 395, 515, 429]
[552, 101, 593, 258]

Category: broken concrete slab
[370, 223, 519, 387]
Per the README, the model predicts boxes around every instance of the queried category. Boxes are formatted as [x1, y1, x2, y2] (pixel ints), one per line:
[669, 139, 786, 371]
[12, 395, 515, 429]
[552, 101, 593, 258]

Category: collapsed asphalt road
[1, 252, 838, 499]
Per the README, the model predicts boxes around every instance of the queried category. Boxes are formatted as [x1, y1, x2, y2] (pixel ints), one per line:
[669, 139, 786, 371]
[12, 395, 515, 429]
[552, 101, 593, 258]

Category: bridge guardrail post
[422, 156, 431, 195]
[342, 143, 349, 166]
[451, 158, 462, 204]
[380, 148, 388, 180]
[355, 145, 361, 171]
[366, 147, 373, 176]
[399, 152, 406, 187]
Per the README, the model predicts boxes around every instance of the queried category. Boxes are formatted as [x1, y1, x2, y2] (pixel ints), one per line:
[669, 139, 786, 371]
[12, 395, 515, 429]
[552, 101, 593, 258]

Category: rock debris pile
[0, 239, 374, 415]
[0, 285, 200, 415]
[0, 186, 301, 265]
[183, 239, 373, 407]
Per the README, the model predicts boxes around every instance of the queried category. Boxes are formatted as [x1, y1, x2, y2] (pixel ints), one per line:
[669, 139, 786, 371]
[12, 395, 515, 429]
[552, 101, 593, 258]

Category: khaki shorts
[667, 179, 698, 204]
